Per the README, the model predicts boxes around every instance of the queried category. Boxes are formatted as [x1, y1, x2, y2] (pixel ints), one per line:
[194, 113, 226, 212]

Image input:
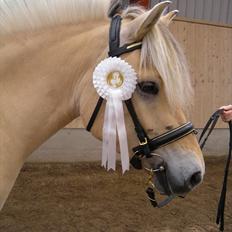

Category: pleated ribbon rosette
[93, 57, 137, 173]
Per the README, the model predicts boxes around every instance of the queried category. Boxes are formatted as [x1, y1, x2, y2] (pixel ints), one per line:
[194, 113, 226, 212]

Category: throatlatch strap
[125, 99, 151, 159]
[124, 99, 148, 143]
[86, 97, 104, 131]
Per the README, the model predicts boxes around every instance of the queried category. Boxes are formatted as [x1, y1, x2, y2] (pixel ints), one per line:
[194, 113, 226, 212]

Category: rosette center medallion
[107, 71, 124, 88]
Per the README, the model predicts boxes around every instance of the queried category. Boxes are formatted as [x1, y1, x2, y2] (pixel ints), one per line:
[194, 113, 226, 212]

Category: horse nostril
[189, 171, 202, 187]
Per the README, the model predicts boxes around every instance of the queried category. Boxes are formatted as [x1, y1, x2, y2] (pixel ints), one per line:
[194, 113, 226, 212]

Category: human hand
[219, 105, 232, 122]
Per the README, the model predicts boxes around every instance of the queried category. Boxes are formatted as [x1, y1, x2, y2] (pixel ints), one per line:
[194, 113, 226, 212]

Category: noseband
[86, 15, 197, 207]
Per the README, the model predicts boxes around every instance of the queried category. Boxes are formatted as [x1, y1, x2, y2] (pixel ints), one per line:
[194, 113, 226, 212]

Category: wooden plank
[170, 20, 232, 128]
[67, 19, 232, 129]
[175, 17, 232, 29]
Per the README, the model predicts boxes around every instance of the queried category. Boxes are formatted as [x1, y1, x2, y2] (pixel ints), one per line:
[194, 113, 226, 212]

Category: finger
[222, 118, 229, 122]
[221, 114, 231, 122]
[219, 106, 226, 110]
[220, 115, 227, 122]
[221, 117, 226, 122]
[223, 111, 232, 117]
[222, 105, 232, 111]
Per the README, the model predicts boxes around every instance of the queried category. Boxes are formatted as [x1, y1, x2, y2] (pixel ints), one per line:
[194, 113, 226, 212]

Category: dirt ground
[0, 157, 232, 232]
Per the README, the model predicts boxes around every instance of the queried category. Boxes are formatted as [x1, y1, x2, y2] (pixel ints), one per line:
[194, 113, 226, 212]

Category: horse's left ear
[125, 1, 171, 41]
[160, 10, 179, 26]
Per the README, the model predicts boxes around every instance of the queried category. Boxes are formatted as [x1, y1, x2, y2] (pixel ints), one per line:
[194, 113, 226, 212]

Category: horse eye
[138, 81, 159, 95]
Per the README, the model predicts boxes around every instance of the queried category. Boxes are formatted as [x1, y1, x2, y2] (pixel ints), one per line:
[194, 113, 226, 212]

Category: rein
[199, 109, 232, 232]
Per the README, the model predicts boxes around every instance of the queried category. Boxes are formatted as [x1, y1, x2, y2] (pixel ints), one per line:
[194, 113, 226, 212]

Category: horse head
[80, 1, 205, 201]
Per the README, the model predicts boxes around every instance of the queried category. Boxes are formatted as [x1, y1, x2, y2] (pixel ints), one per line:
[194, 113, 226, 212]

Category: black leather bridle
[86, 15, 197, 207]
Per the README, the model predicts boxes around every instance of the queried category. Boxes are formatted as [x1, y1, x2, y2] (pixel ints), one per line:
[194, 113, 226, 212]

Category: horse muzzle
[129, 122, 203, 207]
[144, 155, 175, 208]
[143, 152, 204, 208]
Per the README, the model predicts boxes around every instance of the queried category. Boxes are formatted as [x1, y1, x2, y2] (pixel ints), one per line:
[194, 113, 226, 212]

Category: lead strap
[216, 121, 232, 232]
[199, 111, 232, 231]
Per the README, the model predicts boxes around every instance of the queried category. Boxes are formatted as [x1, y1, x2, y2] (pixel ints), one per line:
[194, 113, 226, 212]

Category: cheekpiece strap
[125, 99, 148, 142]
[109, 15, 122, 54]
[124, 99, 151, 158]
[108, 15, 142, 57]
[86, 15, 142, 132]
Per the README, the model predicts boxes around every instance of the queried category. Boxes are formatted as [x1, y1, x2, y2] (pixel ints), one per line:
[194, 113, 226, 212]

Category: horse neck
[0, 21, 108, 157]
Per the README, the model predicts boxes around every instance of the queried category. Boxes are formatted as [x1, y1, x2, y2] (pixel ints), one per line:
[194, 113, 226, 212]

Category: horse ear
[160, 10, 179, 26]
[126, 1, 171, 41]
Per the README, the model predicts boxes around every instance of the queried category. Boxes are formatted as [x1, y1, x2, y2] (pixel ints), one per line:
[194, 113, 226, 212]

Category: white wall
[27, 129, 230, 162]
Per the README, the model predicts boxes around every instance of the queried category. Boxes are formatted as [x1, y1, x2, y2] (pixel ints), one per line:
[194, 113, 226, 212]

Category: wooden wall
[67, 18, 232, 129]
[171, 19, 232, 128]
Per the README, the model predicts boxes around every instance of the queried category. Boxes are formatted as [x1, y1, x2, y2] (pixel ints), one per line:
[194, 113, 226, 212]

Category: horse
[0, 0, 205, 210]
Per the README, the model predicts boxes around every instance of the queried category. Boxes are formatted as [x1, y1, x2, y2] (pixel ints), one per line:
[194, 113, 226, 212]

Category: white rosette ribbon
[93, 57, 137, 173]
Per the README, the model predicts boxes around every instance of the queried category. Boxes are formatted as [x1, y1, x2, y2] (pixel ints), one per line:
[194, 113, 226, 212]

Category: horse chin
[143, 153, 173, 196]
[153, 176, 168, 195]
[143, 150, 204, 197]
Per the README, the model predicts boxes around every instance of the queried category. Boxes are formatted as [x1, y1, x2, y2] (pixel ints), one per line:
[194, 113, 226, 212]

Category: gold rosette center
[107, 71, 124, 88]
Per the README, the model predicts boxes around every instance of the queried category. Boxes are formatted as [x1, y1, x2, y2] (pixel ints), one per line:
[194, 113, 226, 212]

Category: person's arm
[220, 105, 232, 122]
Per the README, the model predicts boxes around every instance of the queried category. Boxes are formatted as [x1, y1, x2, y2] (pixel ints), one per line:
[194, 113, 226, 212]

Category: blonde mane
[123, 6, 193, 111]
[143, 23, 193, 110]
[0, 0, 109, 35]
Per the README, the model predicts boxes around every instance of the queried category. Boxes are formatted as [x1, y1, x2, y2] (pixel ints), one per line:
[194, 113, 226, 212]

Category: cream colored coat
[0, 0, 204, 210]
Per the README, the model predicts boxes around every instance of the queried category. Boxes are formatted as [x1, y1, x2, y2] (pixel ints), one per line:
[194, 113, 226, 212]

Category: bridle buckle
[139, 137, 148, 146]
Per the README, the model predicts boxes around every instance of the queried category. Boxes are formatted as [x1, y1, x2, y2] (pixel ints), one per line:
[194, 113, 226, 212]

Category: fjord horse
[0, 0, 205, 210]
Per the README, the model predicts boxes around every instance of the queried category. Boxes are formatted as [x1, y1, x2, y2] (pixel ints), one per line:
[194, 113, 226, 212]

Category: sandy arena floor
[0, 157, 232, 232]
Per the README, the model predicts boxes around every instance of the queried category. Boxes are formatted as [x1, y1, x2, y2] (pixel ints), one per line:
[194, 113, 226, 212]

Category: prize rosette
[93, 57, 137, 100]
[92, 57, 137, 173]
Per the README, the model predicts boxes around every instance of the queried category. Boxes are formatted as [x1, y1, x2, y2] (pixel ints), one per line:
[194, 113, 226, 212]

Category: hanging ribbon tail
[112, 91, 130, 173]
[92, 56, 137, 173]
[102, 97, 116, 171]
[102, 91, 130, 173]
